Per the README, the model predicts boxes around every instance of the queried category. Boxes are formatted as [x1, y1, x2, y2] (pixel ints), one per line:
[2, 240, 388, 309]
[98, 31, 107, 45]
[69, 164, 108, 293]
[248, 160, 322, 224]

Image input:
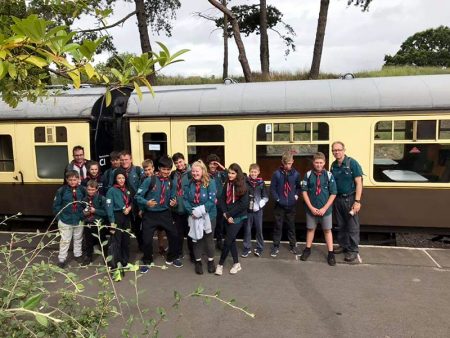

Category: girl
[183, 160, 217, 275]
[106, 168, 132, 282]
[215, 163, 249, 275]
[82, 161, 105, 195]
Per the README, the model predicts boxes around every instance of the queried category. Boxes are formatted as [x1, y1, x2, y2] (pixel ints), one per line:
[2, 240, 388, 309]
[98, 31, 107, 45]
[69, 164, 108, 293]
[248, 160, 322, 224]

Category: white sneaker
[215, 264, 223, 276]
[229, 263, 242, 274]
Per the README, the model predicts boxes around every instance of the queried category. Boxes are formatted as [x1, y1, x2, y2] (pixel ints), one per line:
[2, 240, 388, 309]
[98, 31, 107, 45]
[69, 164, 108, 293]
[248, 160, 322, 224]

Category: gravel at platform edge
[396, 233, 450, 249]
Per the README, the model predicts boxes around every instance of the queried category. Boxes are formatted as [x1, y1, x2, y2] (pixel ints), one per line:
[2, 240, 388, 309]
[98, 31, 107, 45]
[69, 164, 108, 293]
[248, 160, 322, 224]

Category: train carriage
[1, 75, 450, 232]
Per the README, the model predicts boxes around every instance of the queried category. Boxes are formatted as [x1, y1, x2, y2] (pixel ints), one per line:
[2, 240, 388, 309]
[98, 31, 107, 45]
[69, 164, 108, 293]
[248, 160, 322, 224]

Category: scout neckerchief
[314, 171, 322, 196]
[193, 179, 202, 204]
[176, 167, 186, 196]
[113, 184, 130, 208]
[70, 186, 78, 212]
[279, 167, 291, 198]
[74, 161, 86, 179]
[158, 175, 169, 205]
[226, 181, 235, 204]
[249, 177, 263, 188]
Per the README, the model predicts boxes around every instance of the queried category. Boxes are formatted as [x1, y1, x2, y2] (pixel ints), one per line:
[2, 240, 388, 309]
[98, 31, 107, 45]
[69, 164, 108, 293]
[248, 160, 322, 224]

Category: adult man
[65, 145, 89, 180]
[330, 141, 363, 263]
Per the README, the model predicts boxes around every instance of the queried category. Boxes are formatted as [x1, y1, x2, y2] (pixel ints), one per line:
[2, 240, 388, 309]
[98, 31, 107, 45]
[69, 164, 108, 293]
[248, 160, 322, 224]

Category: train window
[374, 121, 393, 140]
[35, 145, 68, 179]
[187, 125, 224, 142]
[293, 123, 310, 141]
[0, 135, 14, 172]
[273, 123, 290, 142]
[34, 126, 67, 143]
[439, 120, 450, 139]
[56, 127, 67, 142]
[186, 125, 225, 164]
[259, 123, 329, 143]
[257, 124, 272, 141]
[34, 127, 46, 143]
[143, 133, 167, 169]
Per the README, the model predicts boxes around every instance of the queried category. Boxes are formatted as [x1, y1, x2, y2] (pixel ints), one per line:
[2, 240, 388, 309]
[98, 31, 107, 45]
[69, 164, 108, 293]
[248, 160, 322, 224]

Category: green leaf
[35, 314, 48, 327]
[8, 62, 17, 79]
[105, 89, 112, 107]
[0, 61, 7, 80]
[174, 290, 181, 302]
[84, 63, 96, 79]
[23, 293, 42, 310]
[134, 81, 142, 100]
[17, 55, 48, 68]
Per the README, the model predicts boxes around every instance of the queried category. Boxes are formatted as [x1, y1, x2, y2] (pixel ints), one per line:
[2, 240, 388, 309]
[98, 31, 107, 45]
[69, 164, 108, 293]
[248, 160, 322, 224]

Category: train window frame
[33, 125, 69, 180]
[142, 132, 168, 169]
[0, 134, 15, 172]
[255, 121, 330, 180]
[186, 124, 225, 164]
[372, 119, 450, 185]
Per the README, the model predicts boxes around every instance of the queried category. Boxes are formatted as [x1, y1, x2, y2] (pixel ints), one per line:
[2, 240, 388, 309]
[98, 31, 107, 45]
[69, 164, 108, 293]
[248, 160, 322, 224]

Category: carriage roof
[1, 74, 450, 120]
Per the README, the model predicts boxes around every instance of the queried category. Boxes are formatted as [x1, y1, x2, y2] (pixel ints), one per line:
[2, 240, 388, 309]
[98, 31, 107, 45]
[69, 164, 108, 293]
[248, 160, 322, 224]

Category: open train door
[90, 87, 133, 170]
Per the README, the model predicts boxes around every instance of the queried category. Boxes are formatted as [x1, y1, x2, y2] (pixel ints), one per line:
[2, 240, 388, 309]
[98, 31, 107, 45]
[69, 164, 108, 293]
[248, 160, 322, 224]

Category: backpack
[306, 169, 333, 191]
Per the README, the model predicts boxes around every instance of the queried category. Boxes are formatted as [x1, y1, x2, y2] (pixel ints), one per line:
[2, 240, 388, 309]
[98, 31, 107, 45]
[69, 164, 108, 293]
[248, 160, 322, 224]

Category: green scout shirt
[330, 156, 363, 195]
[301, 170, 337, 216]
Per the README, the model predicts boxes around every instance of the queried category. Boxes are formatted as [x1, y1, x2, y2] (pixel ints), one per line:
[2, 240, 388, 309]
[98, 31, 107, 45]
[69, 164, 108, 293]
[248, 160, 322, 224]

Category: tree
[309, 0, 330, 79]
[259, 0, 269, 78]
[384, 26, 450, 67]
[222, 0, 228, 80]
[208, 0, 252, 82]
[309, 0, 372, 79]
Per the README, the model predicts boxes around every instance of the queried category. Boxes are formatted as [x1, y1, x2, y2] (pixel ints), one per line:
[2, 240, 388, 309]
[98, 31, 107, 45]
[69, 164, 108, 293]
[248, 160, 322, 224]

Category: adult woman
[215, 163, 249, 275]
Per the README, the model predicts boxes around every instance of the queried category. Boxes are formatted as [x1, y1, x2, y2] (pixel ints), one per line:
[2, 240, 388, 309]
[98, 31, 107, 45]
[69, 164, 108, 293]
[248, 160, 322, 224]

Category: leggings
[219, 220, 244, 265]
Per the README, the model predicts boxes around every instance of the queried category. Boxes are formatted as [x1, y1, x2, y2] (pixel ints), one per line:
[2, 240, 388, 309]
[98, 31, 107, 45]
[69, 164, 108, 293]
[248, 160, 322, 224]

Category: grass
[155, 66, 450, 86]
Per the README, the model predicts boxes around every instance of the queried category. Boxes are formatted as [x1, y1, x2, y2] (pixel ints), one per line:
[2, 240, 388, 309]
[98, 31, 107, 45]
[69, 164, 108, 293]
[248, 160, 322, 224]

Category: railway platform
[2, 232, 449, 337]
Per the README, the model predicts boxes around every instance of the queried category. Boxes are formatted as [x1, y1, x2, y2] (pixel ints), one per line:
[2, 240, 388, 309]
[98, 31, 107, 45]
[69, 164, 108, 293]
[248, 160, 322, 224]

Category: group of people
[53, 141, 363, 282]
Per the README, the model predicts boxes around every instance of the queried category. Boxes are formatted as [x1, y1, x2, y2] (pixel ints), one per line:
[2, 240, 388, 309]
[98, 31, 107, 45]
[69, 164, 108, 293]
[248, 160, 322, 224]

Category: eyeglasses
[332, 149, 344, 152]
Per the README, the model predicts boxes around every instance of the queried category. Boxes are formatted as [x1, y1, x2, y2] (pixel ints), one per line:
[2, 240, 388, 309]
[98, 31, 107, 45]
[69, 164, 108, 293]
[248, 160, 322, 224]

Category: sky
[87, 0, 450, 77]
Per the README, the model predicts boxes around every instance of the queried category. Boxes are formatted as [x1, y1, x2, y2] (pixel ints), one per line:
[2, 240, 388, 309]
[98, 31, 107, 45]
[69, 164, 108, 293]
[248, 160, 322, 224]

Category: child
[170, 152, 193, 262]
[82, 161, 105, 195]
[105, 168, 133, 282]
[103, 151, 121, 192]
[135, 155, 181, 273]
[270, 151, 301, 258]
[242, 163, 269, 258]
[183, 160, 217, 275]
[81, 180, 108, 266]
[53, 170, 86, 268]
[300, 152, 337, 266]
[141, 159, 167, 255]
[215, 163, 249, 276]
[205, 154, 227, 250]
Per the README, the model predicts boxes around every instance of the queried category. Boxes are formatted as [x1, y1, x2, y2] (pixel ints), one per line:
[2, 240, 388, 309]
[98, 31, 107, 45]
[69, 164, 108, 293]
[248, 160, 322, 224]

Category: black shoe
[81, 256, 92, 266]
[57, 261, 66, 269]
[207, 260, 216, 273]
[300, 248, 311, 261]
[190, 255, 196, 263]
[344, 252, 358, 263]
[195, 261, 203, 275]
[327, 252, 336, 266]
[270, 246, 279, 258]
[289, 246, 299, 255]
[74, 256, 84, 264]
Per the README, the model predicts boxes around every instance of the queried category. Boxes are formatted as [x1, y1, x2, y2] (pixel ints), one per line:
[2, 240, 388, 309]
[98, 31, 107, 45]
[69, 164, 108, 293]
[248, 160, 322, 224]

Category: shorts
[306, 213, 332, 230]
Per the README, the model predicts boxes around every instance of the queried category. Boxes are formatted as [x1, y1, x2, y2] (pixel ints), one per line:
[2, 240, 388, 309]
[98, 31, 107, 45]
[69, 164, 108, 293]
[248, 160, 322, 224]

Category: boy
[135, 155, 181, 273]
[242, 163, 269, 257]
[270, 151, 301, 258]
[81, 180, 108, 266]
[103, 151, 121, 192]
[170, 152, 193, 262]
[53, 170, 86, 268]
[205, 154, 227, 250]
[300, 152, 337, 266]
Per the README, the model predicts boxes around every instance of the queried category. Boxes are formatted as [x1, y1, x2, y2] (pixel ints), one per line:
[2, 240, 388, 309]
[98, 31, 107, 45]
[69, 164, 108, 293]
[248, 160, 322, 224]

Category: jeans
[242, 210, 264, 252]
[334, 195, 360, 253]
[272, 204, 297, 248]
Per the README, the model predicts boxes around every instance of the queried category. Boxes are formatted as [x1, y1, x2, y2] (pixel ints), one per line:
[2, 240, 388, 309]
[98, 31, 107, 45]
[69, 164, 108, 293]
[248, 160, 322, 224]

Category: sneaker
[344, 252, 358, 263]
[241, 250, 250, 258]
[300, 248, 311, 261]
[327, 252, 336, 266]
[253, 249, 262, 257]
[270, 247, 279, 258]
[81, 256, 92, 267]
[215, 264, 223, 276]
[166, 259, 183, 268]
[195, 261, 203, 275]
[189, 255, 196, 263]
[334, 246, 345, 254]
[57, 261, 66, 269]
[289, 246, 299, 255]
[207, 260, 216, 273]
[230, 263, 242, 274]
[140, 265, 149, 274]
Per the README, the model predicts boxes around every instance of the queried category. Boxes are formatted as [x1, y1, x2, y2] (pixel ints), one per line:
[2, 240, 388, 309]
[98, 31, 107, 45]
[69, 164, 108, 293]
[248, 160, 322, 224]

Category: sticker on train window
[148, 144, 161, 151]
[265, 124, 272, 133]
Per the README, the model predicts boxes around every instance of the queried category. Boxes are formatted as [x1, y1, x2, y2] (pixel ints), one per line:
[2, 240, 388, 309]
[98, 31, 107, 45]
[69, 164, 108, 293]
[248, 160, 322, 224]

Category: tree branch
[77, 10, 137, 33]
